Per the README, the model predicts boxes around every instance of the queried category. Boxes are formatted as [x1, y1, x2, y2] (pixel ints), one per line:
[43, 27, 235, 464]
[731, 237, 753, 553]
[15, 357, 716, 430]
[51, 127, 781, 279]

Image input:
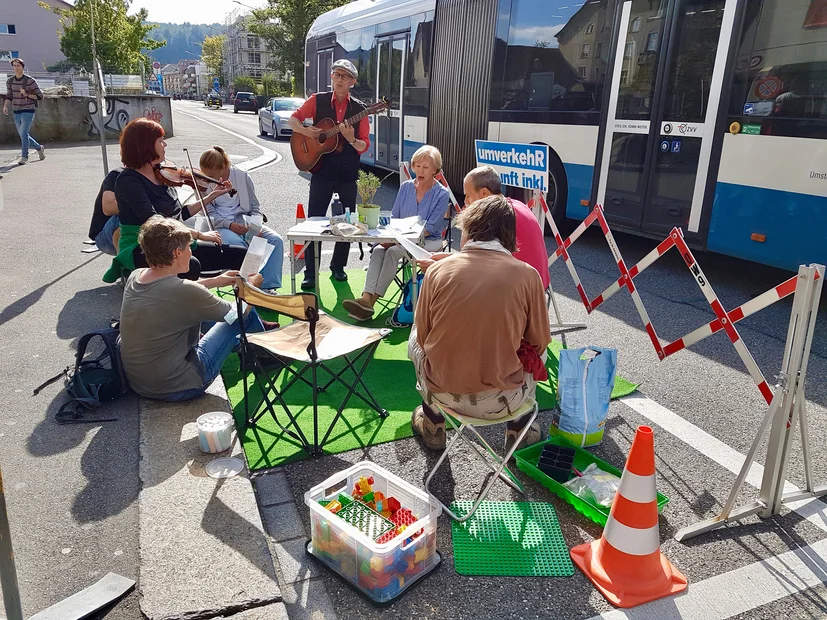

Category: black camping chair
[233, 275, 391, 457]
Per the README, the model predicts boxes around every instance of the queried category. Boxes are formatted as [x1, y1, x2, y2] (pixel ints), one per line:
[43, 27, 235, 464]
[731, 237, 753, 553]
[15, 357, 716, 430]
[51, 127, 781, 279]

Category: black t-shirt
[115, 168, 192, 227]
[88, 168, 123, 239]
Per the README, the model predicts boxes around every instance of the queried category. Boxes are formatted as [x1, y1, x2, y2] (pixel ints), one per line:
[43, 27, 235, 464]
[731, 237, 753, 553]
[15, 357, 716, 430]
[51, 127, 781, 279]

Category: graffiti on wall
[85, 98, 132, 136]
[143, 107, 163, 123]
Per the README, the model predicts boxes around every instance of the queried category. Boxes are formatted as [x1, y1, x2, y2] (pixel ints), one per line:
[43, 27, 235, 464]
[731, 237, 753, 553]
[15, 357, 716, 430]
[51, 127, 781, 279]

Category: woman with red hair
[103, 118, 247, 282]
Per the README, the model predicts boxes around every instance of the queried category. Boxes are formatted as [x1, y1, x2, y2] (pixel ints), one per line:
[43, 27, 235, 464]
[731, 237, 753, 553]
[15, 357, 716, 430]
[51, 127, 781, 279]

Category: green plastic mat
[219, 270, 640, 471]
[336, 501, 396, 541]
[450, 501, 574, 577]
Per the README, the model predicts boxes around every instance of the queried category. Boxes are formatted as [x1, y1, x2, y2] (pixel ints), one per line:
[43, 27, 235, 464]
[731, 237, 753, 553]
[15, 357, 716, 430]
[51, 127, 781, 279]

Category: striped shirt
[5, 74, 43, 113]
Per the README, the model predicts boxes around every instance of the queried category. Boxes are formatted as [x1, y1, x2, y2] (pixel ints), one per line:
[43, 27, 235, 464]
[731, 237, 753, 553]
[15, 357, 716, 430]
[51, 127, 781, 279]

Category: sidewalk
[0, 113, 293, 619]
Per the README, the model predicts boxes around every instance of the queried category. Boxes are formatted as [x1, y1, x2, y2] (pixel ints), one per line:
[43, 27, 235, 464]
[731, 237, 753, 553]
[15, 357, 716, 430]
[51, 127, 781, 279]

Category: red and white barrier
[530, 190, 823, 405]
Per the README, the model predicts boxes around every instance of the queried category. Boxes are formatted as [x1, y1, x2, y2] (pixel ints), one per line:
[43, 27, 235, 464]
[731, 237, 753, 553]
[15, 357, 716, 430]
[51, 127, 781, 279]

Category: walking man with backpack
[3, 58, 46, 165]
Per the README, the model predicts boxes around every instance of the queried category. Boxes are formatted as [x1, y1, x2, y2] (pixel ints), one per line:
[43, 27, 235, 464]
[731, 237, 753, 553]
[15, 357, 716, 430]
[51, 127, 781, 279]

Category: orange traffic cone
[570, 425, 687, 608]
[293, 203, 306, 259]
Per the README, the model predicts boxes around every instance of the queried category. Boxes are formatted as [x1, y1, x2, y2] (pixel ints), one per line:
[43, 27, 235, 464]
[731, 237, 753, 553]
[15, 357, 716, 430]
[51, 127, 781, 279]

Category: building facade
[161, 63, 182, 94]
[0, 0, 70, 71]
[223, 8, 286, 89]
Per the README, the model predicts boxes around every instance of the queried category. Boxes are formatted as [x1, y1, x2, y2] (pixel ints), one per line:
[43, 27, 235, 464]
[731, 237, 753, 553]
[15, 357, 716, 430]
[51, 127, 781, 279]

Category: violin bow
[182, 147, 223, 253]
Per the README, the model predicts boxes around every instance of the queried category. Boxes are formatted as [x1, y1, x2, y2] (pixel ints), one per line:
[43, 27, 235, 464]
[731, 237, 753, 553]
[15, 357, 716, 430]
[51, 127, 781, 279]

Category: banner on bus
[474, 140, 549, 192]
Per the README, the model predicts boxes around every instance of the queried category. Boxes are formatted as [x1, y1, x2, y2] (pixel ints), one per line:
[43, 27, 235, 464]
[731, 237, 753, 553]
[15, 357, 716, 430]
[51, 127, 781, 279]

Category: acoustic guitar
[290, 98, 389, 172]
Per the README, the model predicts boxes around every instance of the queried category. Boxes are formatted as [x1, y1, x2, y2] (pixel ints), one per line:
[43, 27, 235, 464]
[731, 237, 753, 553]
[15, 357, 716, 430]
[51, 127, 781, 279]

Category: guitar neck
[327, 104, 383, 137]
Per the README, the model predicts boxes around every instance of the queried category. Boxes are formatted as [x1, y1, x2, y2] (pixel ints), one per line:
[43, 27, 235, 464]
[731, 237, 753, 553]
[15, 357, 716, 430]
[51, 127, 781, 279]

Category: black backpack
[35, 325, 129, 423]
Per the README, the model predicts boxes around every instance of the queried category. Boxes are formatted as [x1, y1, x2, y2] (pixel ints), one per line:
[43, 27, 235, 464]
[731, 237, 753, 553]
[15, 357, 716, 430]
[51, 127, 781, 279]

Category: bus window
[343, 27, 376, 104]
[729, 0, 827, 138]
[494, 0, 611, 115]
[405, 12, 434, 117]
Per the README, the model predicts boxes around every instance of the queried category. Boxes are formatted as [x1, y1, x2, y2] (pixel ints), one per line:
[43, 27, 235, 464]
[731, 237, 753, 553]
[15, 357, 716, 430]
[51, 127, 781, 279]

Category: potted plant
[356, 170, 382, 228]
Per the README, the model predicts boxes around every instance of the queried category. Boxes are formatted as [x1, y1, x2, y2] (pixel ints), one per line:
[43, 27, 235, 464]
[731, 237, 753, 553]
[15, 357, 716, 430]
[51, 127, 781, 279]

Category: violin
[153, 160, 237, 197]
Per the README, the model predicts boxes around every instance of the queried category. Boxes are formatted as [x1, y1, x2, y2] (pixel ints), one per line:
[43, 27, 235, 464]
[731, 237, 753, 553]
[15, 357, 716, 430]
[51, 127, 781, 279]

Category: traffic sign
[152, 61, 161, 70]
[213, 77, 220, 90]
[754, 76, 781, 100]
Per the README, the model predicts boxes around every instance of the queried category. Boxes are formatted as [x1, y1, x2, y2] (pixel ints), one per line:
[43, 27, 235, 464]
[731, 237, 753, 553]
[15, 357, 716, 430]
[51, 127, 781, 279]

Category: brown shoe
[411, 405, 446, 451]
[342, 298, 373, 322]
[504, 421, 544, 454]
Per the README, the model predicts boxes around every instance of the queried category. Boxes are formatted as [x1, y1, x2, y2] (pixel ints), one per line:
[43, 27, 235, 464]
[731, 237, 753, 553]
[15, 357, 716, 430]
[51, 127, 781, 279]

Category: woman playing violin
[103, 118, 247, 283]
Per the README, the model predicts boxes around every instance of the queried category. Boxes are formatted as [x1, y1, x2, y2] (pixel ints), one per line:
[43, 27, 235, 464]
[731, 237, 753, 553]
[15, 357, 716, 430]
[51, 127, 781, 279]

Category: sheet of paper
[223, 301, 247, 325]
[240, 235, 274, 278]
[387, 227, 432, 261]
[243, 214, 263, 239]
[316, 327, 369, 360]
[388, 216, 422, 234]
[288, 217, 330, 235]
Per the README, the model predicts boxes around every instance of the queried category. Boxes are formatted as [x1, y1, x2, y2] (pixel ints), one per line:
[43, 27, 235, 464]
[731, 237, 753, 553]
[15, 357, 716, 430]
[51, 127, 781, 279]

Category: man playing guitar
[289, 59, 370, 289]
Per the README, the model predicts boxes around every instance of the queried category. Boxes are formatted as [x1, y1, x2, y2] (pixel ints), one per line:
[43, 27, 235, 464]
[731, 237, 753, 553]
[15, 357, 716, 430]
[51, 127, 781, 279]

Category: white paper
[243, 214, 263, 242]
[387, 228, 432, 261]
[240, 235, 275, 278]
[388, 216, 421, 234]
[315, 327, 369, 360]
[288, 217, 330, 235]
[223, 301, 247, 325]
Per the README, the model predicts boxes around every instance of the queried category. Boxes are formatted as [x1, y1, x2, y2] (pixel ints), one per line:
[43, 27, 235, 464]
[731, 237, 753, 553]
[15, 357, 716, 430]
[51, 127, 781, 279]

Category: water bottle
[345, 208, 351, 224]
[330, 193, 344, 217]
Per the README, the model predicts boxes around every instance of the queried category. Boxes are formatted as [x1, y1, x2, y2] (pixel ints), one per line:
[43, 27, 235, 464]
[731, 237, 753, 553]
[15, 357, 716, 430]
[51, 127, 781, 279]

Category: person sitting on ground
[199, 146, 284, 292]
[341, 145, 449, 321]
[89, 167, 123, 256]
[102, 118, 247, 283]
[119, 216, 278, 402]
[408, 195, 551, 451]
[458, 165, 550, 290]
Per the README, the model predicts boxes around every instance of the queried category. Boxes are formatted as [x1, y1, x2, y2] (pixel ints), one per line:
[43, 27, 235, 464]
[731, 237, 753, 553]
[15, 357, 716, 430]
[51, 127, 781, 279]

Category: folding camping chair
[424, 399, 539, 522]
[233, 276, 391, 457]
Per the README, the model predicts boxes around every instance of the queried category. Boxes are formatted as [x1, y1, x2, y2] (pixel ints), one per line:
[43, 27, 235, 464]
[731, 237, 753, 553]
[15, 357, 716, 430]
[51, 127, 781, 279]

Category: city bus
[305, 0, 827, 272]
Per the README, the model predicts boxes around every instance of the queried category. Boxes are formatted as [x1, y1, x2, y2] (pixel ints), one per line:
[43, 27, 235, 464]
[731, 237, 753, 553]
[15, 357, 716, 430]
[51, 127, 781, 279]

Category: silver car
[259, 97, 305, 138]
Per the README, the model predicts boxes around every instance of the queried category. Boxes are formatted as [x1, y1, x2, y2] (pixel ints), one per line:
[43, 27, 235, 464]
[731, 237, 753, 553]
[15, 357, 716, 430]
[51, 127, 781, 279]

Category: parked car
[204, 92, 222, 108]
[172, 93, 181, 100]
[233, 92, 258, 114]
[259, 97, 305, 138]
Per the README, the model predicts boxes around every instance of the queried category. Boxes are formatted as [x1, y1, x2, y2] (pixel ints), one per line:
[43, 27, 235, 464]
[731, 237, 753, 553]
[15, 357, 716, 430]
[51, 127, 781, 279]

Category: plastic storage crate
[514, 436, 669, 527]
[304, 461, 441, 603]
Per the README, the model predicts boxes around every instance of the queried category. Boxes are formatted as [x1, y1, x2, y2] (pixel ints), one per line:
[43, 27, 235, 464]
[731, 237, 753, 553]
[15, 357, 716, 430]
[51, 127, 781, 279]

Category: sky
[124, 0, 267, 25]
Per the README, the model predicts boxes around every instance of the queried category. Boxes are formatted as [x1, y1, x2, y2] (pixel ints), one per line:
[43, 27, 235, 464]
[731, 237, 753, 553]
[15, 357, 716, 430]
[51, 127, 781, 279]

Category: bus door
[375, 34, 408, 169]
[317, 49, 333, 92]
[596, 0, 738, 239]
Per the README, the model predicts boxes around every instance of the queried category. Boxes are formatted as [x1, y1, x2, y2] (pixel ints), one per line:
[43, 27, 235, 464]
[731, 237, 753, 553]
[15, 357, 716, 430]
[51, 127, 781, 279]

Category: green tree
[248, 0, 350, 95]
[201, 34, 226, 85]
[233, 75, 257, 94]
[39, 0, 163, 74]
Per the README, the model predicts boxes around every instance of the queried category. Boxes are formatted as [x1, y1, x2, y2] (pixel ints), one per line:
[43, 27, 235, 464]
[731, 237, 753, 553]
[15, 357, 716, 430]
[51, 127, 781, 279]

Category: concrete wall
[0, 95, 174, 145]
[1, 0, 70, 71]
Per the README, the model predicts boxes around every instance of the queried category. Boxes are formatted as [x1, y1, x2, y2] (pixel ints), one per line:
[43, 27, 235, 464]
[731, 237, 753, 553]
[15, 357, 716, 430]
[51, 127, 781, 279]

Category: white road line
[587, 536, 827, 620]
[173, 108, 280, 171]
[621, 394, 827, 534]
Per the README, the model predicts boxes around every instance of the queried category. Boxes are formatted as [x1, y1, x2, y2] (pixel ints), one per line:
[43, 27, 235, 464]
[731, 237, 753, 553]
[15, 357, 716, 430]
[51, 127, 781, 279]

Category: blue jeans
[217, 225, 284, 290]
[163, 308, 265, 402]
[13, 111, 42, 158]
[95, 215, 120, 256]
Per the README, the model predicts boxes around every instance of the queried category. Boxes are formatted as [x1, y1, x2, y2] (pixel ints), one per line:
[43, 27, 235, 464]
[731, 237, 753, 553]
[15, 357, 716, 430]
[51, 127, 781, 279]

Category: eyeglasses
[331, 72, 353, 81]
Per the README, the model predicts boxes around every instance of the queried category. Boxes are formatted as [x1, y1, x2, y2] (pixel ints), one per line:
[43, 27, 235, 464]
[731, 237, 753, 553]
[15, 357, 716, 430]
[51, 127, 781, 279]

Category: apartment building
[223, 8, 286, 88]
[1, 0, 69, 71]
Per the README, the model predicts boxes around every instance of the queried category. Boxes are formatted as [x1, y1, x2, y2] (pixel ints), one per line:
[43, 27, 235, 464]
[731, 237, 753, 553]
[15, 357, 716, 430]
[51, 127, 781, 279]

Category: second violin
[154, 160, 237, 197]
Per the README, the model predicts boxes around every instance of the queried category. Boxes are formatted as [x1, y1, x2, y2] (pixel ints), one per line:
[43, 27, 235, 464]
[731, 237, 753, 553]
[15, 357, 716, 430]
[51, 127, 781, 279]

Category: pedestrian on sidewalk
[2, 58, 45, 165]
[288, 58, 370, 290]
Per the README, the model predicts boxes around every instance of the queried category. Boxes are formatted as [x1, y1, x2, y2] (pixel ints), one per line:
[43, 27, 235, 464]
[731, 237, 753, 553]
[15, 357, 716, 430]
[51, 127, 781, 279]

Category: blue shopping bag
[553, 347, 617, 447]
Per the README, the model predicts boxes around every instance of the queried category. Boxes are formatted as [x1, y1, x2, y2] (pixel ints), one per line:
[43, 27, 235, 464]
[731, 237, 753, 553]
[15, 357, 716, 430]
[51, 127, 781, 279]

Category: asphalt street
[1, 100, 827, 619]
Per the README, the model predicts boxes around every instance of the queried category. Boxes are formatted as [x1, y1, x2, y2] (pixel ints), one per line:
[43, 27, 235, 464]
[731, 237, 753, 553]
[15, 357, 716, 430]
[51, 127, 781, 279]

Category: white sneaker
[17, 156, 27, 165]
[38, 146, 45, 161]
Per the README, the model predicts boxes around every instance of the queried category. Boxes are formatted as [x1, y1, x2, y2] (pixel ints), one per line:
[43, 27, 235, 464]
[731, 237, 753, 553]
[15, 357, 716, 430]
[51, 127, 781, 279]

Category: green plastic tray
[513, 436, 669, 527]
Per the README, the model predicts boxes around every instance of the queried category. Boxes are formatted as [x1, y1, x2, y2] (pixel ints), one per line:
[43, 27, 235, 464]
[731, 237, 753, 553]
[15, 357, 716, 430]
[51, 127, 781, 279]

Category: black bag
[35, 325, 129, 423]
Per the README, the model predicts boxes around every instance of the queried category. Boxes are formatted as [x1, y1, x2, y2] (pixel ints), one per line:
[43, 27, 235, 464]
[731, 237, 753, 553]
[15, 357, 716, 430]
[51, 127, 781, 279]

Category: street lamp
[233, 0, 257, 9]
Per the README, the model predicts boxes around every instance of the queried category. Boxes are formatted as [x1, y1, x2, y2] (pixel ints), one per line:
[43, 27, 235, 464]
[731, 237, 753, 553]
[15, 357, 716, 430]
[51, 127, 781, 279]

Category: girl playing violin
[102, 118, 247, 283]
[198, 146, 285, 292]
